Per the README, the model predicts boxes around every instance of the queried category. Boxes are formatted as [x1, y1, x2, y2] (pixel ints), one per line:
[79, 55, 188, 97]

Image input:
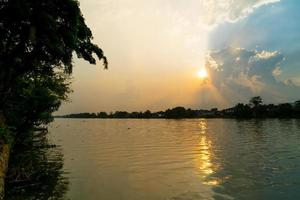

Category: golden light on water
[197, 137, 213, 175]
[194, 120, 221, 186]
[198, 137, 214, 175]
[194, 120, 213, 175]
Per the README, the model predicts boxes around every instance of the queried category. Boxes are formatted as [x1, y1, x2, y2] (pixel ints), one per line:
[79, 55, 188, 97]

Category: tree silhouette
[0, 3, 107, 195]
[234, 103, 252, 118]
[165, 107, 187, 119]
[58, 99, 300, 119]
[276, 103, 293, 117]
[0, 0, 107, 142]
[249, 96, 263, 108]
[5, 72, 71, 145]
[0, 0, 107, 127]
[249, 96, 263, 117]
[295, 100, 300, 115]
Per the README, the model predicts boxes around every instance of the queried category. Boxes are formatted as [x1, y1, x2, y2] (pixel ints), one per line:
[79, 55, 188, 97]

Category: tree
[0, 0, 107, 128]
[5, 71, 71, 145]
[186, 109, 197, 118]
[276, 103, 293, 117]
[295, 100, 300, 116]
[249, 96, 263, 117]
[234, 103, 252, 118]
[249, 96, 263, 108]
[113, 111, 129, 118]
[142, 110, 152, 118]
[165, 107, 186, 119]
[97, 112, 108, 118]
[0, 2, 107, 194]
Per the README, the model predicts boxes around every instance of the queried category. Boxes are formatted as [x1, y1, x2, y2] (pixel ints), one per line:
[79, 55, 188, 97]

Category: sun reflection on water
[194, 120, 220, 186]
[197, 136, 213, 176]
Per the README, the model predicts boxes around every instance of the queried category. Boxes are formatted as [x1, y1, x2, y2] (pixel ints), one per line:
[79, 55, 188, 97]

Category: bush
[0, 126, 13, 145]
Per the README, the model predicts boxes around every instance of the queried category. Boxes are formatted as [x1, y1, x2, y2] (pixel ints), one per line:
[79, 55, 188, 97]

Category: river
[6, 119, 300, 200]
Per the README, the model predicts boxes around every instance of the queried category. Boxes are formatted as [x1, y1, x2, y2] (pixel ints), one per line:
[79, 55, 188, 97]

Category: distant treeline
[57, 97, 300, 119]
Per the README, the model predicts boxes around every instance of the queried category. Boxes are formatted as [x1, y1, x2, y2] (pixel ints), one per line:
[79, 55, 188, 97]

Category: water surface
[7, 119, 300, 199]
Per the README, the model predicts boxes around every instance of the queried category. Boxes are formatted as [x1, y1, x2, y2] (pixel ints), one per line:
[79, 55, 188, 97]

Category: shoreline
[54, 117, 300, 119]
[0, 143, 9, 200]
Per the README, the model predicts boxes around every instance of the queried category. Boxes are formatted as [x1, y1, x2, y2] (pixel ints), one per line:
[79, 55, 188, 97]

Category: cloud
[253, 50, 280, 59]
[87, 0, 280, 29]
[202, 47, 299, 106]
[201, 0, 281, 26]
[272, 66, 282, 77]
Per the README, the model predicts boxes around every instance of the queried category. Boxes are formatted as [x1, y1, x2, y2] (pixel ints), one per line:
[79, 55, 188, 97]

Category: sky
[58, 0, 300, 114]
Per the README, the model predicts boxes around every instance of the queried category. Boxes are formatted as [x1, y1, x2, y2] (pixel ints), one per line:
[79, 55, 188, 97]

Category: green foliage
[0, 0, 107, 76]
[5, 72, 71, 144]
[0, 126, 13, 145]
[1, 0, 107, 145]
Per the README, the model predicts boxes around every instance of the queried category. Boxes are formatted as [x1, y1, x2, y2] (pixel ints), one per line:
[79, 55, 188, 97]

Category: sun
[197, 68, 208, 79]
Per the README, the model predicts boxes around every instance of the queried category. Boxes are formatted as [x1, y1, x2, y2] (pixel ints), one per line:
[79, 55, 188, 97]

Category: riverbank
[0, 111, 10, 200]
[56, 99, 300, 119]
[0, 143, 9, 200]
